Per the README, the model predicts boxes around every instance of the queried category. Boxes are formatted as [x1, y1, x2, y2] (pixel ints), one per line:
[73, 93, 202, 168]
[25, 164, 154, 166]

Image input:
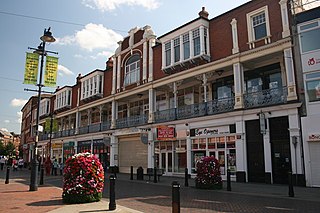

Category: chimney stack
[199, 7, 209, 19]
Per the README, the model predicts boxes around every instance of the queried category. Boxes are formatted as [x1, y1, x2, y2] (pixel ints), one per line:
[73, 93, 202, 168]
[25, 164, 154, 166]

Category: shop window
[306, 72, 320, 102]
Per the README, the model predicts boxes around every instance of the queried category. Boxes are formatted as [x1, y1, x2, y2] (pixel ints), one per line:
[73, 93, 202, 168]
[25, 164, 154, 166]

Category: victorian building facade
[21, 0, 311, 186]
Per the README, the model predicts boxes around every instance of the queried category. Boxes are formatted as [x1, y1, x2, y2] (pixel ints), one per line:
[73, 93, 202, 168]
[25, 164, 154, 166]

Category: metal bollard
[130, 166, 133, 180]
[184, 168, 189, 187]
[154, 167, 158, 183]
[40, 165, 44, 185]
[288, 171, 294, 197]
[5, 166, 10, 184]
[109, 175, 116, 210]
[227, 169, 231, 191]
[172, 181, 180, 213]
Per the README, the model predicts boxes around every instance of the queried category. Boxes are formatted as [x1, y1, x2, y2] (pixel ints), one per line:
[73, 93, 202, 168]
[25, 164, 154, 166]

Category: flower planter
[62, 153, 104, 204]
[195, 156, 222, 190]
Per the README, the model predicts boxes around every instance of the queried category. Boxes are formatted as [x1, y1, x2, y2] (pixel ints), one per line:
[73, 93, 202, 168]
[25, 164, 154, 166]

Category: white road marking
[265, 206, 294, 211]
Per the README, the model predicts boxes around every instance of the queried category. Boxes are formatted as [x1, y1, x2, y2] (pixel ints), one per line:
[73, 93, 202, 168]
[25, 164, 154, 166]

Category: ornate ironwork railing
[101, 121, 111, 131]
[116, 114, 148, 129]
[88, 123, 101, 133]
[244, 87, 287, 109]
[206, 97, 235, 115]
[154, 108, 177, 123]
[154, 97, 235, 123]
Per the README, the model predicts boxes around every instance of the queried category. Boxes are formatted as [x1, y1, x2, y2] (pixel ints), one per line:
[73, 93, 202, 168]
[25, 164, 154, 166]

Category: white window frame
[246, 6, 271, 48]
[39, 99, 50, 116]
[298, 19, 320, 54]
[55, 88, 72, 110]
[124, 54, 140, 86]
[162, 26, 209, 69]
[174, 37, 180, 63]
[80, 73, 104, 100]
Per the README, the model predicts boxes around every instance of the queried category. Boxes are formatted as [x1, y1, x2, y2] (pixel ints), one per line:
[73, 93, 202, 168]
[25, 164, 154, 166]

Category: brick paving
[1, 168, 320, 213]
[0, 178, 64, 213]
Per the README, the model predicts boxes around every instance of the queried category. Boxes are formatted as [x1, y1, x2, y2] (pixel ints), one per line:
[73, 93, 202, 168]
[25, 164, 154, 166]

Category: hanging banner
[23, 52, 39, 85]
[44, 55, 58, 87]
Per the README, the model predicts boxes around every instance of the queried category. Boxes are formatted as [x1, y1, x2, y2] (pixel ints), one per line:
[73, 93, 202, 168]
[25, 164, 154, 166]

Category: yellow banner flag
[24, 52, 39, 85]
[44, 56, 58, 87]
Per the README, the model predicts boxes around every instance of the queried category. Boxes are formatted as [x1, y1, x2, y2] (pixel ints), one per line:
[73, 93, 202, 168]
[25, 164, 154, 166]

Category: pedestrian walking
[12, 158, 18, 171]
[18, 158, 24, 170]
[0, 156, 5, 170]
[53, 159, 59, 176]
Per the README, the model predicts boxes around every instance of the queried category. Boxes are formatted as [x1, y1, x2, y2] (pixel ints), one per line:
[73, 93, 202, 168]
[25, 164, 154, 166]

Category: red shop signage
[157, 126, 176, 141]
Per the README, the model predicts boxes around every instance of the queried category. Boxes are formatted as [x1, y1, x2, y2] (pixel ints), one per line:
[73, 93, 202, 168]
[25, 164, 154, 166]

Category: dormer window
[165, 42, 171, 66]
[174, 37, 180, 63]
[193, 28, 200, 56]
[81, 72, 104, 100]
[124, 54, 140, 86]
[183, 33, 190, 60]
[55, 87, 72, 110]
[162, 26, 210, 70]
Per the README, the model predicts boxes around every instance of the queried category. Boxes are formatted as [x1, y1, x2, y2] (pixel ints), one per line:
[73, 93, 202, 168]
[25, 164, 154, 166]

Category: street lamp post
[29, 28, 56, 191]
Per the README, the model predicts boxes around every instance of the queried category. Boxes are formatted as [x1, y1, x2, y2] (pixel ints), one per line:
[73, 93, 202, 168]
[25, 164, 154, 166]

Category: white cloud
[82, 0, 160, 11]
[17, 112, 22, 123]
[58, 65, 75, 77]
[97, 51, 113, 58]
[4, 120, 10, 123]
[56, 23, 122, 52]
[11, 98, 28, 107]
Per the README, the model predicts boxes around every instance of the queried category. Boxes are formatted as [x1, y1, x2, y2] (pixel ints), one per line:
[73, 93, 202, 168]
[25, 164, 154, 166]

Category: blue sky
[0, 0, 251, 134]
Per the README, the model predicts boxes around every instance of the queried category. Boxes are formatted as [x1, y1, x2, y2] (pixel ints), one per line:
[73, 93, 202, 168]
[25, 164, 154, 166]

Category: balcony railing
[244, 87, 287, 109]
[116, 114, 148, 129]
[154, 96, 235, 123]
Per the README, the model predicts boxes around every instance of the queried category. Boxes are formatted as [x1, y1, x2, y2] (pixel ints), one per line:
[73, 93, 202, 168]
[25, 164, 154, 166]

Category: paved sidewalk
[1, 167, 320, 212]
[0, 168, 141, 213]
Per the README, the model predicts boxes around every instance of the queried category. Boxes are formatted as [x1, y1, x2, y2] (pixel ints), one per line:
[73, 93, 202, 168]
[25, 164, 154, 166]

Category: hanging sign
[23, 52, 39, 85]
[44, 56, 58, 87]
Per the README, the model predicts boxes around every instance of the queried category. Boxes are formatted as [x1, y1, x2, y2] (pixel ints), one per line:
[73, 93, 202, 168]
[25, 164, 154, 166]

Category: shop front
[63, 141, 75, 163]
[190, 127, 237, 179]
[77, 139, 110, 170]
[51, 142, 63, 162]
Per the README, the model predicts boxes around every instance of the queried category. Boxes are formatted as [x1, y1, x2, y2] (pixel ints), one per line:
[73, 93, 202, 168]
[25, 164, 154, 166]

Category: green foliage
[62, 192, 102, 204]
[0, 141, 5, 156]
[4, 142, 16, 156]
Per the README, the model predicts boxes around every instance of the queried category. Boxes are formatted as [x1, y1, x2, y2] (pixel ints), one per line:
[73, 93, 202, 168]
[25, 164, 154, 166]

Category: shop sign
[52, 143, 62, 149]
[78, 140, 91, 146]
[63, 141, 75, 148]
[308, 133, 320, 142]
[301, 50, 320, 72]
[195, 128, 218, 136]
[157, 126, 176, 140]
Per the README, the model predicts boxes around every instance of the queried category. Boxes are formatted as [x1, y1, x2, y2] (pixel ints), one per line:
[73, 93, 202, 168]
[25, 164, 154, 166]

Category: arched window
[124, 54, 140, 86]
